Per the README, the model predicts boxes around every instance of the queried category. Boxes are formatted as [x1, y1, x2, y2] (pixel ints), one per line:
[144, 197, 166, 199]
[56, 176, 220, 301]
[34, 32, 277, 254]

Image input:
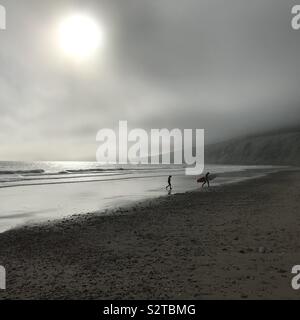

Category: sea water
[0, 161, 279, 232]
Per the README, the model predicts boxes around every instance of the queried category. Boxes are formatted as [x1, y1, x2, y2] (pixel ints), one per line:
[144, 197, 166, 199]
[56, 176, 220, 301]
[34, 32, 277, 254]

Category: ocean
[0, 161, 279, 232]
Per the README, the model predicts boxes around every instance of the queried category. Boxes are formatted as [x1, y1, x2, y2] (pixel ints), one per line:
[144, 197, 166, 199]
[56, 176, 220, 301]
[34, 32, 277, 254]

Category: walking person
[166, 175, 172, 190]
[197, 172, 211, 188]
[202, 172, 210, 188]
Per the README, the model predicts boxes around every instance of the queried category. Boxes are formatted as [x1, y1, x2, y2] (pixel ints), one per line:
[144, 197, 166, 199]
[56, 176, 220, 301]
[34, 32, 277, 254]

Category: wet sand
[0, 169, 300, 299]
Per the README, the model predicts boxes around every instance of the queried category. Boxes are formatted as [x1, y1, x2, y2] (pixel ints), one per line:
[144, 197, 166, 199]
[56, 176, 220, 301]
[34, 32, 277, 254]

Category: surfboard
[197, 174, 217, 183]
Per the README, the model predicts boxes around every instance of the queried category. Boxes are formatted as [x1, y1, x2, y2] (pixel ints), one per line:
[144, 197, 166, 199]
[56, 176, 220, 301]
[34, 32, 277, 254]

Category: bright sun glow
[58, 14, 105, 61]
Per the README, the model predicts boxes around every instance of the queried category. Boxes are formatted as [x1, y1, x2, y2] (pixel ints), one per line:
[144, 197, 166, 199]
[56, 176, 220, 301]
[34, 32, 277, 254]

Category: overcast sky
[0, 0, 299, 161]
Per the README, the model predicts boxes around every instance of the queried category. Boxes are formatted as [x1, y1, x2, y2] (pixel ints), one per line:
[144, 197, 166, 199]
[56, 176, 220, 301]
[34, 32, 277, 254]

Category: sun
[57, 14, 105, 61]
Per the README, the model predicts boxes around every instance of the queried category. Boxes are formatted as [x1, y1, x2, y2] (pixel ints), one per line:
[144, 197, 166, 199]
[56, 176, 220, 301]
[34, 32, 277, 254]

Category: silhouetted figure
[166, 175, 172, 190]
[202, 172, 210, 188]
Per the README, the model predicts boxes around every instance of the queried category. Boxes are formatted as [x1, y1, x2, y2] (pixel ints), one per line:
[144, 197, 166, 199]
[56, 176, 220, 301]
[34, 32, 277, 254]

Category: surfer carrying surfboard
[204, 172, 210, 187]
[197, 172, 211, 188]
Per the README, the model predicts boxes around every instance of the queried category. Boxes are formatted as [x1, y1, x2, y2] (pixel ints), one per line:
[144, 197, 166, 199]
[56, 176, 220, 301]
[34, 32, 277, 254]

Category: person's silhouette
[166, 175, 172, 190]
[202, 172, 210, 188]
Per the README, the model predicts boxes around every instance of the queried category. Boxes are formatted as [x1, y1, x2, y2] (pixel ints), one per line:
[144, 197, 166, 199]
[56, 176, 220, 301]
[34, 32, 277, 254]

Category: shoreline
[0, 166, 285, 234]
[0, 169, 300, 299]
[9, 167, 280, 232]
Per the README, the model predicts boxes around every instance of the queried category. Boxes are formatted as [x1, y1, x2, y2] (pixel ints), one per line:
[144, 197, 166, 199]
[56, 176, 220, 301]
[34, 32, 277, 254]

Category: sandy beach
[0, 169, 300, 300]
